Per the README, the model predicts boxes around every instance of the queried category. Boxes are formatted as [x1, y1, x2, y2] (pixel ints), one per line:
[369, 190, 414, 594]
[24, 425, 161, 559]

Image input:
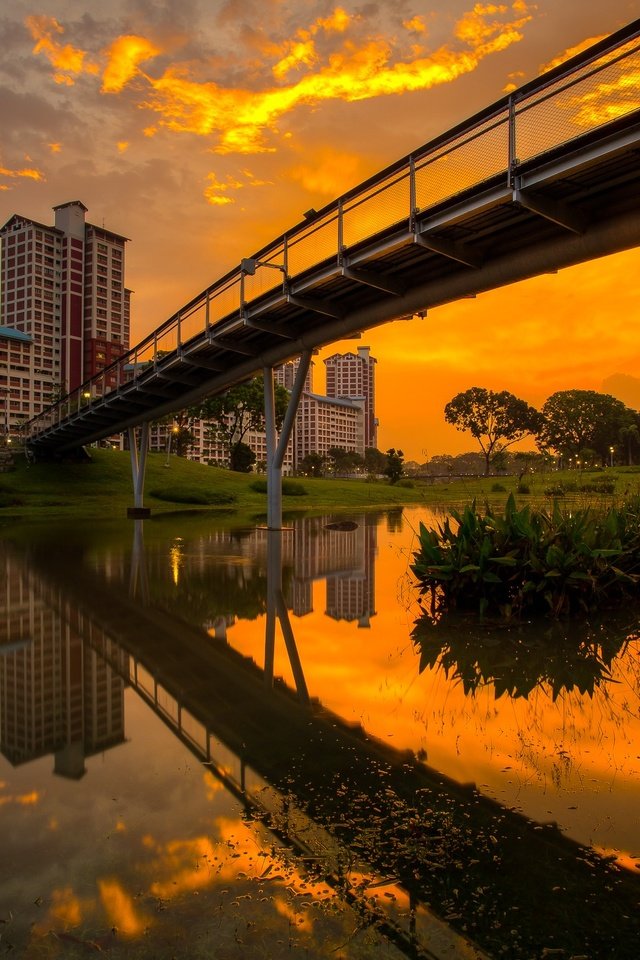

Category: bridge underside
[27, 110, 640, 459]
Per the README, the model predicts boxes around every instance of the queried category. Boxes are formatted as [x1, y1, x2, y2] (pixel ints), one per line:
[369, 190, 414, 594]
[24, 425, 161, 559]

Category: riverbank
[1, 446, 638, 522]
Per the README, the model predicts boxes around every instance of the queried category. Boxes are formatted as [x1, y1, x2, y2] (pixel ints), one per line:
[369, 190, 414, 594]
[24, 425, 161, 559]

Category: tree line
[444, 387, 640, 475]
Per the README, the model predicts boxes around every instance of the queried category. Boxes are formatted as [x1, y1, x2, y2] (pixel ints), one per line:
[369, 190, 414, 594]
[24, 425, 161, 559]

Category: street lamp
[164, 424, 179, 467]
[609, 445, 614, 467]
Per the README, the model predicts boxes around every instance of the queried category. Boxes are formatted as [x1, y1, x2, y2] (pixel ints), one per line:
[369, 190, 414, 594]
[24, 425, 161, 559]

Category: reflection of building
[284, 518, 377, 624]
[325, 522, 377, 626]
[0, 549, 126, 776]
[0, 201, 131, 431]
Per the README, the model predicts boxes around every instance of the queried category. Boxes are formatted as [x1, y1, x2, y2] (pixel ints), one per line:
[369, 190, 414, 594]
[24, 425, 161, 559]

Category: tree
[193, 376, 289, 466]
[230, 441, 256, 472]
[538, 390, 632, 463]
[298, 452, 327, 477]
[618, 417, 640, 466]
[444, 387, 541, 475]
[384, 448, 404, 484]
[327, 446, 363, 477]
[364, 447, 388, 476]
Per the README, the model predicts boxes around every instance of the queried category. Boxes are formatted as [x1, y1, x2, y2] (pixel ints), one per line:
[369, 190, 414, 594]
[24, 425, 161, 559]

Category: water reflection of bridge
[1, 531, 639, 959]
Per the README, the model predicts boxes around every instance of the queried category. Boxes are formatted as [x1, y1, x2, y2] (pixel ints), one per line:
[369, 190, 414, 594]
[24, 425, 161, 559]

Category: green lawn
[1, 446, 638, 523]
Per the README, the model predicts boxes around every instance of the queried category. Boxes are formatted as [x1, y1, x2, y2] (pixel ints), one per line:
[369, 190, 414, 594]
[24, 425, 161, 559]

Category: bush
[579, 480, 615, 494]
[149, 486, 237, 505]
[249, 478, 307, 496]
[491, 482, 507, 493]
[411, 493, 640, 620]
[516, 482, 531, 494]
[396, 478, 414, 488]
[545, 479, 614, 497]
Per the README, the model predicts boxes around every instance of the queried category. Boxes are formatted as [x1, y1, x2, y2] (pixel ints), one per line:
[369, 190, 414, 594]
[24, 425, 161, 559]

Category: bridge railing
[25, 21, 640, 442]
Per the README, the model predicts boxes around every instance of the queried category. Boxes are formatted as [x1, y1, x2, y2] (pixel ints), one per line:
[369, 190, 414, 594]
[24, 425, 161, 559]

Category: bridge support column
[264, 350, 312, 531]
[127, 423, 151, 518]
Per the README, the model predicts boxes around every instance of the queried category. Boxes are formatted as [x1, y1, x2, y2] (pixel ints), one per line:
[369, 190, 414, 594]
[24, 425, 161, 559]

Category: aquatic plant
[411, 493, 640, 619]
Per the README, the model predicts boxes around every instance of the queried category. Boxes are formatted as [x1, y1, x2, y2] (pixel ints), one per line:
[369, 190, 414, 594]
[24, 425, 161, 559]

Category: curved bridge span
[24, 21, 640, 519]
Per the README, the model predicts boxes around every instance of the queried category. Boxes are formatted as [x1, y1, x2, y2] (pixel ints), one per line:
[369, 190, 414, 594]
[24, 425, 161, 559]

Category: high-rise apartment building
[0, 201, 130, 431]
[324, 345, 377, 450]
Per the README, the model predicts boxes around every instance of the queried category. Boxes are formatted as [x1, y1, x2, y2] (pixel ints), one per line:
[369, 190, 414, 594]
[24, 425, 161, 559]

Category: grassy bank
[0, 447, 427, 522]
[1, 446, 639, 523]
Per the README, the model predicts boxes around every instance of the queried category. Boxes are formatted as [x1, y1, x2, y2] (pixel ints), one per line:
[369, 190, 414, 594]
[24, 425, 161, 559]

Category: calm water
[1, 507, 639, 959]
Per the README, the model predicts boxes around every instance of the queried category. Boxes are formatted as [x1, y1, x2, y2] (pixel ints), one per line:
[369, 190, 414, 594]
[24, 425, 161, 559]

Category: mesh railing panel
[342, 169, 411, 247]
[207, 278, 241, 324]
[243, 245, 287, 304]
[415, 112, 509, 210]
[155, 325, 179, 357]
[286, 213, 339, 275]
[516, 38, 640, 162]
[178, 299, 207, 345]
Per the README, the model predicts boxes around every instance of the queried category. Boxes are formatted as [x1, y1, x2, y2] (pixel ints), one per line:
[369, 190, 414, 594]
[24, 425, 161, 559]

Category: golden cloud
[102, 35, 162, 93]
[540, 35, 606, 73]
[273, 39, 317, 80]
[28, 4, 535, 155]
[0, 164, 45, 183]
[287, 147, 363, 197]
[404, 15, 428, 34]
[25, 14, 99, 84]
[204, 169, 270, 205]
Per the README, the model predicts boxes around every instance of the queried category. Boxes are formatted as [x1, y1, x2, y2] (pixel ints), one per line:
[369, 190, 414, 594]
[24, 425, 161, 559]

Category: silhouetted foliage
[384, 448, 404, 484]
[230, 441, 256, 473]
[538, 390, 633, 464]
[445, 387, 541, 476]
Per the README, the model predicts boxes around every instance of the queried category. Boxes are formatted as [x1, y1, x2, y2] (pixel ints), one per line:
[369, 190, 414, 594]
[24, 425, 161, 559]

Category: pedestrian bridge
[24, 20, 640, 522]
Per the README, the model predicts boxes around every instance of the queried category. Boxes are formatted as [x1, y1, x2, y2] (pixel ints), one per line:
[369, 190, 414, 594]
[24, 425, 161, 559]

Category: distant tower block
[324, 345, 377, 450]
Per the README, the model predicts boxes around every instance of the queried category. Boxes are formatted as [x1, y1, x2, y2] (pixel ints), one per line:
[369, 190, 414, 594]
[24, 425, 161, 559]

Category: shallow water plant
[411, 493, 640, 619]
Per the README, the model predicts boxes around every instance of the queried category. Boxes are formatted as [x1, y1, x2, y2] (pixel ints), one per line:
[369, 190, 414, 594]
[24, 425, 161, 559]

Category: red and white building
[0, 201, 130, 431]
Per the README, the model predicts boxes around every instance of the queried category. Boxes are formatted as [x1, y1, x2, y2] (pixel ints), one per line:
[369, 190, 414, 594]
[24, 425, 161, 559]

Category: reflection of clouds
[99, 878, 150, 935]
[203, 769, 225, 800]
[274, 894, 314, 932]
[0, 789, 41, 806]
[48, 886, 84, 927]
[146, 836, 220, 898]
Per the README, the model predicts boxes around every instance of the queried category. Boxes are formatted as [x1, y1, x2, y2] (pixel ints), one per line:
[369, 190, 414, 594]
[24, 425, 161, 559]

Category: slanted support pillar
[264, 350, 312, 530]
[127, 423, 151, 518]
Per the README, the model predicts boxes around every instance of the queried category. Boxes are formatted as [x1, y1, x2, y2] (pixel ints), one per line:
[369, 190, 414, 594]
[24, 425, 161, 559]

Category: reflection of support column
[127, 423, 150, 518]
[264, 529, 309, 703]
[264, 351, 312, 530]
[129, 519, 149, 603]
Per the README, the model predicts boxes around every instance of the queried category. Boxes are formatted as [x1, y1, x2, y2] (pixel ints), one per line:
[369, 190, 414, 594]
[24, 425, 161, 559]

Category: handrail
[25, 20, 640, 440]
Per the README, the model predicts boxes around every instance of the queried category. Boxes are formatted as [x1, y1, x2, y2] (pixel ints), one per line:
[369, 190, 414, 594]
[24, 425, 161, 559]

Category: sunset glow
[2, 1, 639, 457]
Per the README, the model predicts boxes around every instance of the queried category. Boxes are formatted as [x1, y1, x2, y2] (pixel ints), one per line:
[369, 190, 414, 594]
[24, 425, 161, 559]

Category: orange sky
[1, 1, 639, 459]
